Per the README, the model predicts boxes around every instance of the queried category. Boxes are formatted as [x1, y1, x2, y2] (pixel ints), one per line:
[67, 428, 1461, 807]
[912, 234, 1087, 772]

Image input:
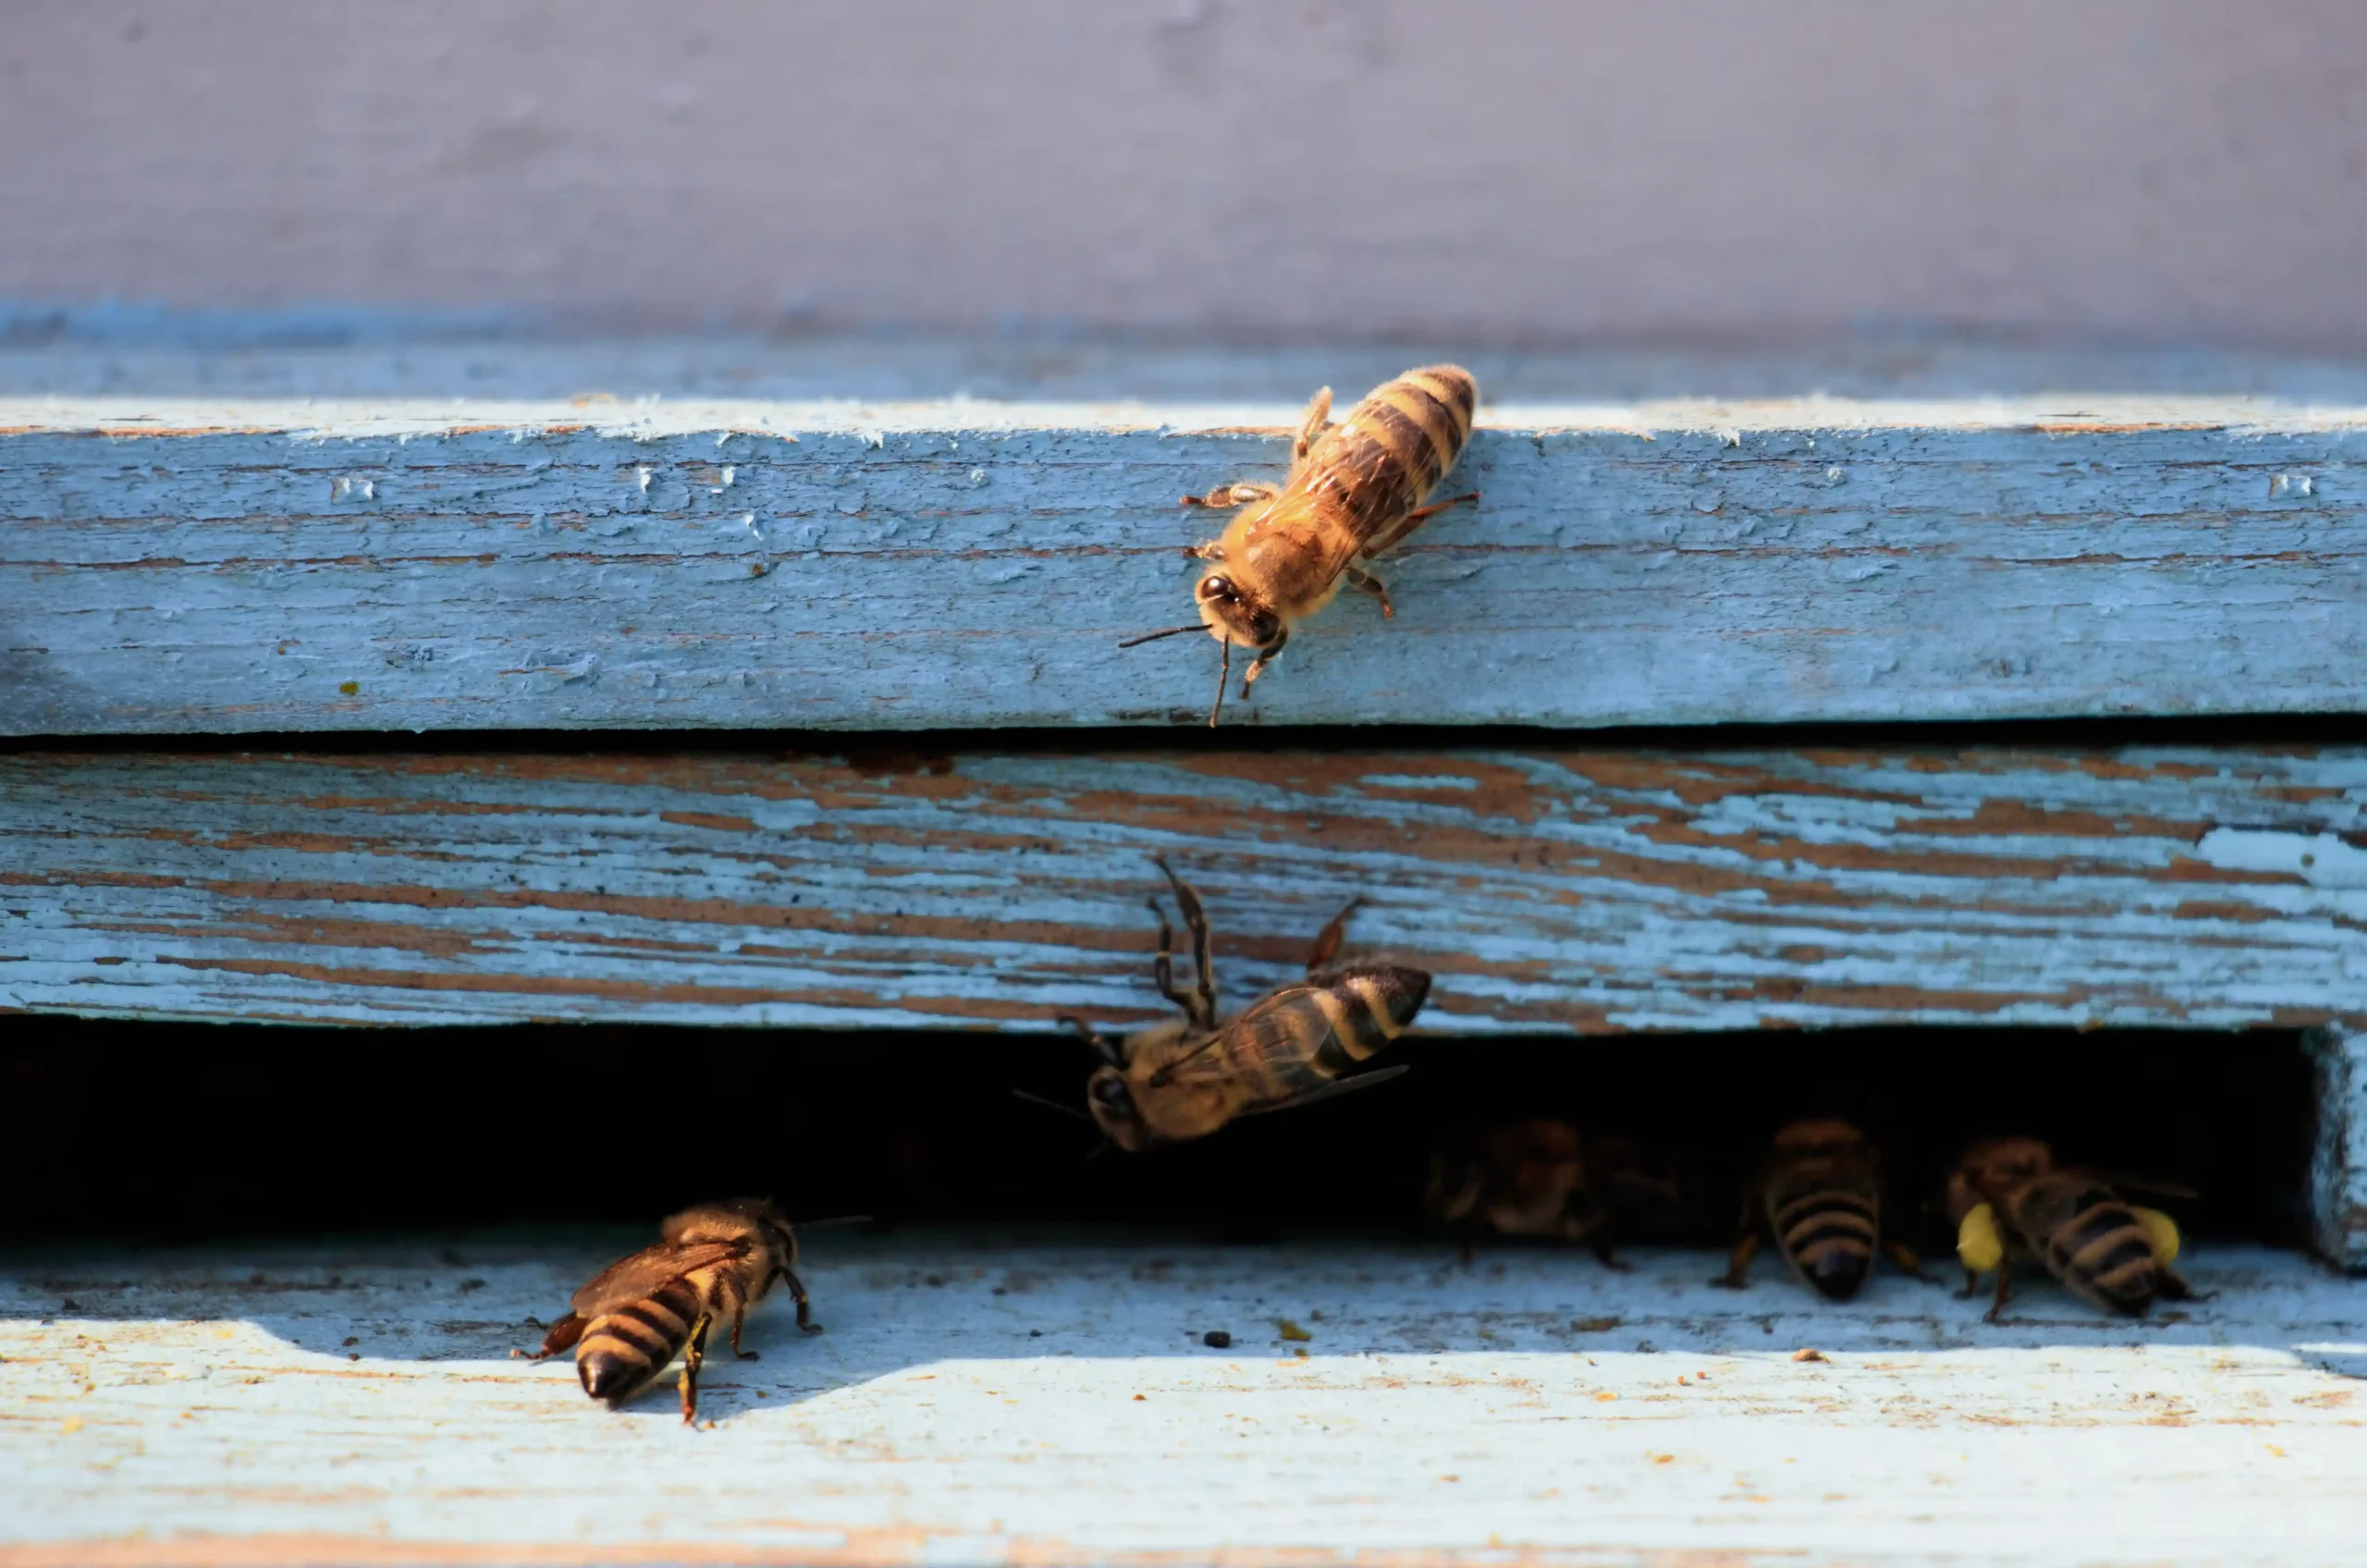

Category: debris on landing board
[3, 1235, 2366, 1565]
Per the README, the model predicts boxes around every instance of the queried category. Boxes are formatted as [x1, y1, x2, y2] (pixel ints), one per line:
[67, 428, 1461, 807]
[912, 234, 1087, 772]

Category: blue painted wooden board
[4, 1235, 2362, 1567]
[2, 396, 2361, 733]
[6, 743, 2365, 1034]
[2314, 1027, 2367, 1268]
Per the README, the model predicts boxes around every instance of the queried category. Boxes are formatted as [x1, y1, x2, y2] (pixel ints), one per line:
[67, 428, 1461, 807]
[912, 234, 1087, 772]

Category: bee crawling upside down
[517, 1196, 821, 1424]
[1122, 365, 1480, 726]
[1049, 860, 1429, 1152]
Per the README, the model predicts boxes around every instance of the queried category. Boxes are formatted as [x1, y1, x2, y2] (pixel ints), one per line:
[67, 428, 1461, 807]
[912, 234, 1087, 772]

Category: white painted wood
[4, 395, 2364, 734]
[5, 744, 2366, 1032]
[2, 1237, 2361, 1567]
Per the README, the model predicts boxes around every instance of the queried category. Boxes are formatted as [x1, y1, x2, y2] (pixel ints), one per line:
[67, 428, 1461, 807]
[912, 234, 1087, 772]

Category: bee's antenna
[1117, 623, 1203, 649]
[1011, 1087, 1095, 1123]
[1208, 637, 1231, 728]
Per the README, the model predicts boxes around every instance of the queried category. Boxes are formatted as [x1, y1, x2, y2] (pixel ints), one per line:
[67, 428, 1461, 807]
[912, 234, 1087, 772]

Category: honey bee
[1121, 365, 1480, 725]
[518, 1197, 820, 1423]
[1423, 1120, 1630, 1268]
[1947, 1136, 2197, 1320]
[1053, 859, 1426, 1152]
[1714, 1118, 1927, 1300]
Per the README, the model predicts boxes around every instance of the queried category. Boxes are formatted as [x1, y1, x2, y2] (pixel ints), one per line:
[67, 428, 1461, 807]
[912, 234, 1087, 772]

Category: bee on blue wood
[1715, 1118, 1929, 1300]
[1120, 365, 1480, 725]
[1947, 1135, 2199, 1321]
[517, 1197, 820, 1423]
[1030, 860, 1426, 1152]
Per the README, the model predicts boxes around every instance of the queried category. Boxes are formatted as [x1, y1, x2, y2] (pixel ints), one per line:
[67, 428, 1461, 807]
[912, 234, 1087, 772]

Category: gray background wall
[4, 0, 2363, 350]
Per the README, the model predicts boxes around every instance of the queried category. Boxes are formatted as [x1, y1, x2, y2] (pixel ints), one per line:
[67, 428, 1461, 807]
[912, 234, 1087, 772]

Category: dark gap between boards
[1, 1019, 2316, 1258]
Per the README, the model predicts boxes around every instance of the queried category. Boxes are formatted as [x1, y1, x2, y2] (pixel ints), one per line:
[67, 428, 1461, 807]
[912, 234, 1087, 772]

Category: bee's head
[1195, 571, 1282, 650]
[1085, 1066, 1153, 1152]
[1947, 1134, 2054, 1219]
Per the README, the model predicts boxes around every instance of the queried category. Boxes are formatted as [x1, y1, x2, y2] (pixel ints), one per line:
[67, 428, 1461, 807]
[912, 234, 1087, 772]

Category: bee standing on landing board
[1424, 1120, 1629, 1269]
[1715, 1118, 1927, 1301]
[1120, 366, 1480, 726]
[1050, 860, 1428, 1152]
[1947, 1136, 2198, 1321]
[518, 1197, 820, 1424]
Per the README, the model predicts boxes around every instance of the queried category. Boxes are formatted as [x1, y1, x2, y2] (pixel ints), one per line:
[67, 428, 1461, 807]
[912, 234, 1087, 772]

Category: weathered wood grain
[5, 743, 2365, 1034]
[5, 1236, 2363, 1568]
[4, 397, 2362, 733]
[2312, 1025, 2367, 1270]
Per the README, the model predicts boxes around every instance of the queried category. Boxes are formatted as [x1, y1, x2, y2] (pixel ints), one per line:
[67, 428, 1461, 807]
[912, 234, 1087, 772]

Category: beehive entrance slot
[2, 1020, 2319, 1259]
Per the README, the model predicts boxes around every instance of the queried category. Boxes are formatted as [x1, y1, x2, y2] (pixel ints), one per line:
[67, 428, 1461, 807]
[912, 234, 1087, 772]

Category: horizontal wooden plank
[3, 396, 2363, 733]
[4, 1236, 2361, 1567]
[6, 743, 2366, 1032]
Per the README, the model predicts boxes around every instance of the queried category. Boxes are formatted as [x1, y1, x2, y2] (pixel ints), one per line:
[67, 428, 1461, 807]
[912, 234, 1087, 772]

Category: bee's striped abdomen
[1220, 963, 1429, 1102]
[1306, 964, 1430, 1074]
[1321, 365, 1476, 544]
[1770, 1188, 1878, 1300]
[576, 1277, 702, 1405]
[2047, 1190, 2159, 1316]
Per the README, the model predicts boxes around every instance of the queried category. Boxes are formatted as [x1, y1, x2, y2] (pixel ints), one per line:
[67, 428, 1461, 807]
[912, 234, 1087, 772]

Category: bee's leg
[1145, 896, 1198, 1023]
[1585, 1218, 1634, 1273]
[1182, 481, 1281, 509]
[513, 1310, 586, 1360]
[1455, 1211, 1482, 1267]
[1567, 1190, 1632, 1272]
[729, 1305, 759, 1361]
[1291, 386, 1334, 470]
[1712, 1231, 1759, 1289]
[2155, 1268, 2211, 1305]
[1954, 1267, 1984, 1301]
[1343, 566, 1393, 620]
[1365, 490, 1480, 559]
[1056, 1012, 1123, 1069]
[1984, 1256, 2016, 1324]
[1304, 894, 1365, 976]
[777, 1266, 825, 1332]
[1240, 629, 1289, 693]
[1155, 856, 1218, 1030]
[1712, 1188, 1759, 1288]
[1885, 1240, 1937, 1284]
[679, 1314, 712, 1425]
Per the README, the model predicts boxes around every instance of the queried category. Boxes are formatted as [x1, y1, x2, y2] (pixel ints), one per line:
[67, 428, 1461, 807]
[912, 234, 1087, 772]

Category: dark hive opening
[0, 1017, 2318, 1254]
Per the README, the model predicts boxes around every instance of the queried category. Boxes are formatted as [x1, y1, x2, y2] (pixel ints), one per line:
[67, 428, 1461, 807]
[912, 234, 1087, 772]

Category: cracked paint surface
[3, 1234, 2365, 1567]
[1, 398, 2361, 733]
[3, 744, 2365, 1036]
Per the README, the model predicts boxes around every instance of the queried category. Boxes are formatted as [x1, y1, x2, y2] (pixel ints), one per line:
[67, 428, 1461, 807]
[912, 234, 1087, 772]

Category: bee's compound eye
[1198, 575, 1237, 604]
[1091, 1076, 1134, 1116]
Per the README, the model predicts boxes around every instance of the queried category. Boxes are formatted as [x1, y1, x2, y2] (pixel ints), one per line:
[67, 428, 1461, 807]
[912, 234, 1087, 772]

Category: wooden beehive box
[6, 339, 2367, 1563]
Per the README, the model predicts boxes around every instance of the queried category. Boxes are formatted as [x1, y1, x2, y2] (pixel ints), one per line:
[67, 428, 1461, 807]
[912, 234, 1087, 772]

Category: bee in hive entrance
[1715, 1118, 1930, 1300]
[1424, 1121, 1706, 1269]
[1030, 859, 1427, 1152]
[518, 1196, 821, 1424]
[1120, 365, 1480, 726]
[1948, 1135, 2200, 1320]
